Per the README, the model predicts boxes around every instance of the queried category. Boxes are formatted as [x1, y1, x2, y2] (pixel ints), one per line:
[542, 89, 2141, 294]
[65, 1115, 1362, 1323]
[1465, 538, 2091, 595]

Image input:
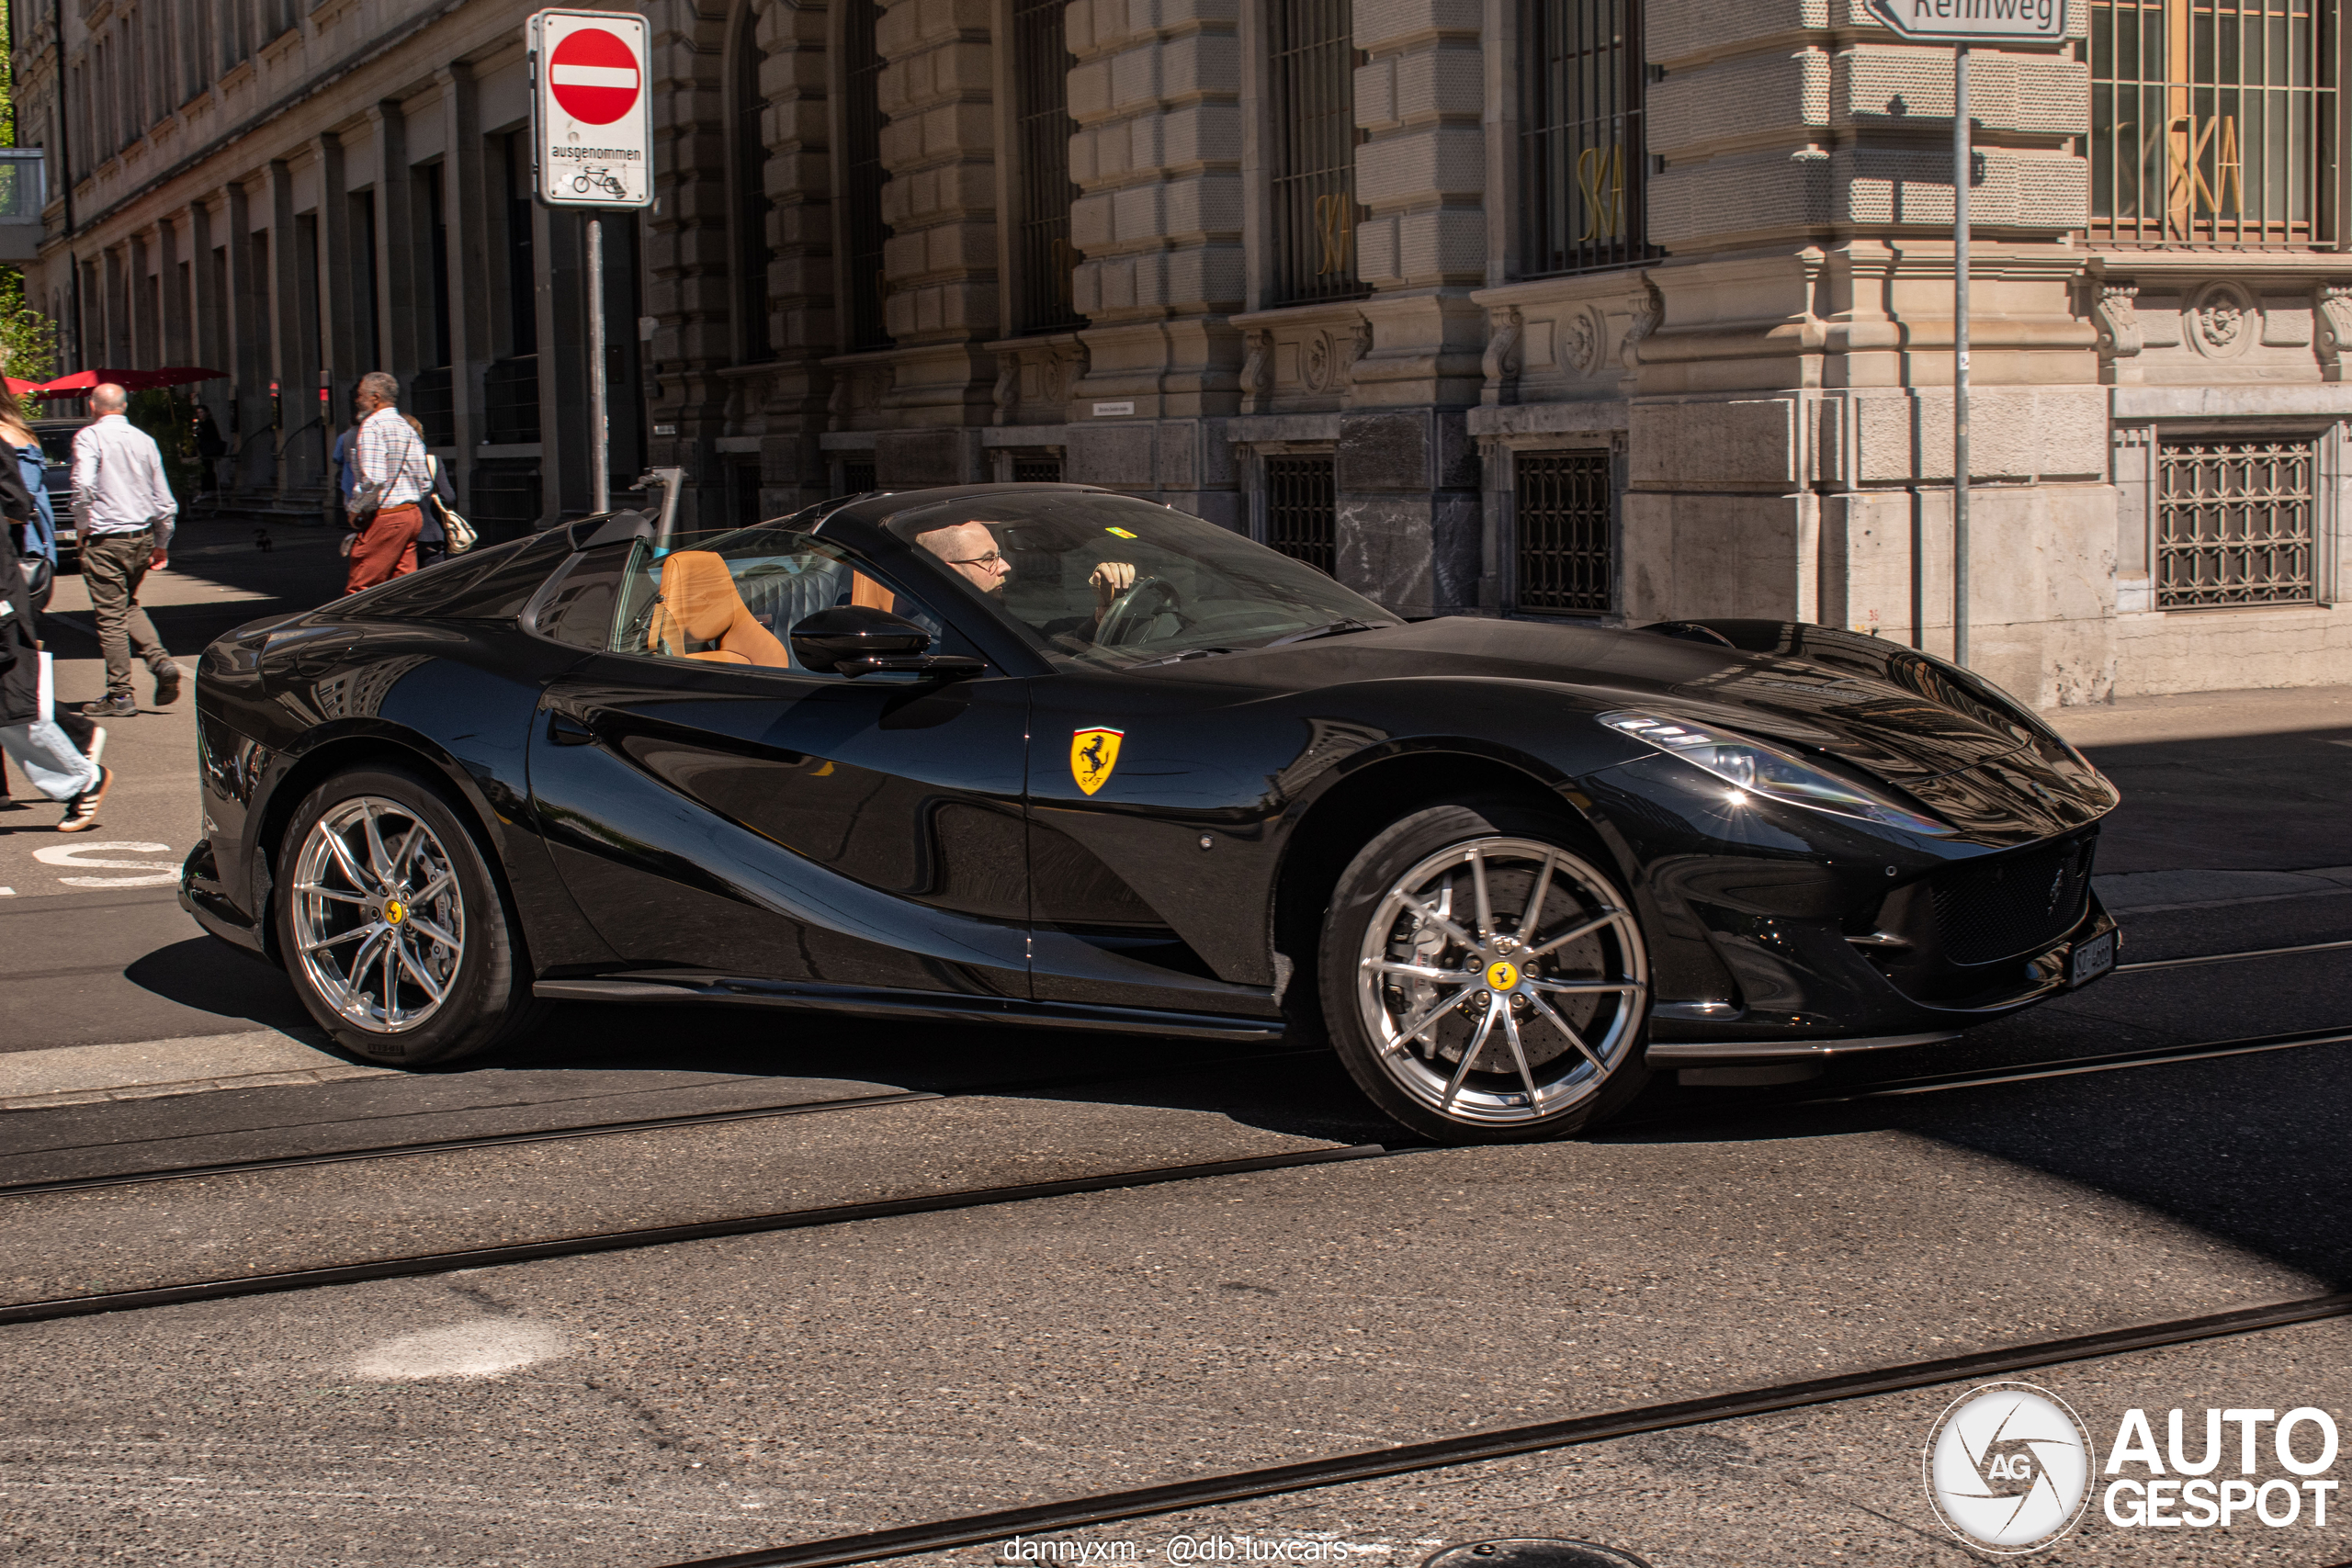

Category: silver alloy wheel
[289, 795, 466, 1034]
[1354, 836, 1647, 1126]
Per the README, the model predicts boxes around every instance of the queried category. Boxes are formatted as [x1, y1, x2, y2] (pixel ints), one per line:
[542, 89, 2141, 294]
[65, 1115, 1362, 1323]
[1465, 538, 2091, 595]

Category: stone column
[1062, 0, 1246, 524]
[367, 100, 422, 384]
[753, 0, 838, 510]
[158, 218, 187, 364]
[128, 230, 153, 364]
[1634, 0, 2111, 707]
[1338, 0, 1486, 615]
[265, 158, 304, 500]
[316, 131, 359, 469]
[435, 64, 489, 491]
[223, 182, 275, 496]
[188, 198, 232, 445]
[641, 0, 732, 528]
[536, 202, 589, 525]
[866, 0, 999, 486]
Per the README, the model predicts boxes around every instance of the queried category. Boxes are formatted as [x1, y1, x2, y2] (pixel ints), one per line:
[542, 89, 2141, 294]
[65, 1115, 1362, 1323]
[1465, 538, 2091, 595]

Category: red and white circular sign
[548, 27, 640, 125]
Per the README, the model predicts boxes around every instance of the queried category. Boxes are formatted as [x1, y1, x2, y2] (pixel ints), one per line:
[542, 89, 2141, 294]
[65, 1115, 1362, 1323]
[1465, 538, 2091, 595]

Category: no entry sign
[530, 9, 653, 208]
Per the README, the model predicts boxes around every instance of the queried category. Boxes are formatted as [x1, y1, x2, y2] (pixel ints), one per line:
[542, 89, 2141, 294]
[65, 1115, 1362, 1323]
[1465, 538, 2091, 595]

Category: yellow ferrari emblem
[384, 899, 408, 925]
[1486, 960, 1520, 991]
[1070, 728, 1125, 795]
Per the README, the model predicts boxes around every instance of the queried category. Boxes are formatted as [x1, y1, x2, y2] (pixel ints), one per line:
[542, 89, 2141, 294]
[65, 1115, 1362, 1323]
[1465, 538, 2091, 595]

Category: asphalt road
[4, 542, 2350, 1567]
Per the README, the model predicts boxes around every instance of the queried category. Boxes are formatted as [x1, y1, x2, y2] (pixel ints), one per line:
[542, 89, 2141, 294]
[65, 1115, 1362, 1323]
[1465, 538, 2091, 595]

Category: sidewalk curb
[1, 1062, 397, 1111]
[0, 1029, 401, 1111]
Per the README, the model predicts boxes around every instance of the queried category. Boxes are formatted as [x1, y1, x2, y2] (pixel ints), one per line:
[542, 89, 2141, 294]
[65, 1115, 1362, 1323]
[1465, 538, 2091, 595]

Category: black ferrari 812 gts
[181, 484, 2120, 1141]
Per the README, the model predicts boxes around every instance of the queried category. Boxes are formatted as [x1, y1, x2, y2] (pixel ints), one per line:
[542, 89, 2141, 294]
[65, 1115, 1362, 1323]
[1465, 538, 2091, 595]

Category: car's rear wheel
[1319, 800, 1650, 1143]
[275, 765, 540, 1066]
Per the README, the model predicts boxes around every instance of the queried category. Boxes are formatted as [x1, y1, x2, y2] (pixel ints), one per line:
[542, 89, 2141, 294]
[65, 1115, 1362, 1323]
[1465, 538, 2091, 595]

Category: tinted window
[878, 491, 1396, 671]
[533, 543, 633, 649]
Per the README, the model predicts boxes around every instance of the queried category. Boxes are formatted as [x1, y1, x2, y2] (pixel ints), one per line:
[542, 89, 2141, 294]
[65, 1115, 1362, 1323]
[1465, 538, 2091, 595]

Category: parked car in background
[31, 416, 86, 568]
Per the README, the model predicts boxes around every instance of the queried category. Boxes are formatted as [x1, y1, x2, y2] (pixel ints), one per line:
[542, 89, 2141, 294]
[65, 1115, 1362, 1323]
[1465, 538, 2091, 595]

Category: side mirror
[789, 604, 984, 679]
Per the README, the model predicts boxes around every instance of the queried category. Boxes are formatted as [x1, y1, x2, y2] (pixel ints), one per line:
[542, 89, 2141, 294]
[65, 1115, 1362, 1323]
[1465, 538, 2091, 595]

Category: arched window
[732, 0, 775, 363]
[841, 0, 892, 351]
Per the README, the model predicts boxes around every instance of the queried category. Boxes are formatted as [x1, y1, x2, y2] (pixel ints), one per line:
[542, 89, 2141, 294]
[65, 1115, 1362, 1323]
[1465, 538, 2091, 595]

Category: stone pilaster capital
[2091, 282, 2143, 363]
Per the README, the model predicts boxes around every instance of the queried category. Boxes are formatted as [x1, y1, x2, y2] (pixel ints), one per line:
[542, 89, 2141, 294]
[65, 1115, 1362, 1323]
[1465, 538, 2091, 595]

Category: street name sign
[529, 9, 654, 208]
[1869, 0, 2065, 41]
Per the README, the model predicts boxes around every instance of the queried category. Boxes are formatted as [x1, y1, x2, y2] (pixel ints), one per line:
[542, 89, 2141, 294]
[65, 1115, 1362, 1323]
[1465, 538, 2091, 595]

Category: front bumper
[1640, 892, 2119, 1066]
[180, 839, 271, 959]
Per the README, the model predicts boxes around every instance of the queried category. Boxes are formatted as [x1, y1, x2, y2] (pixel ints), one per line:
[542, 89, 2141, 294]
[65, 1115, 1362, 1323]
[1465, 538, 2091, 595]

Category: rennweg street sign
[1869, 0, 2066, 40]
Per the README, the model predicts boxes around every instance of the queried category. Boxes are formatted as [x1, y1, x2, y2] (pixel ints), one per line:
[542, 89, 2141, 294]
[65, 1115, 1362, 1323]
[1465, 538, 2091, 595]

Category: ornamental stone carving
[1565, 304, 1609, 377]
[2188, 280, 2253, 359]
[1621, 277, 1663, 374]
[1239, 329, 1272, 412]
[2315, 285, 2352, 383]
[991, 358, 1020, 425]
[2092, 284, 2143, 360]
[1481, 306, 1522, 406]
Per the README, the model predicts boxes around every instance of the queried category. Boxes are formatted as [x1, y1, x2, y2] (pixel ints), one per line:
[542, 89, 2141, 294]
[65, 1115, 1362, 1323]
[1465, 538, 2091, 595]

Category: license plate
[2069, 930, 2118, 987]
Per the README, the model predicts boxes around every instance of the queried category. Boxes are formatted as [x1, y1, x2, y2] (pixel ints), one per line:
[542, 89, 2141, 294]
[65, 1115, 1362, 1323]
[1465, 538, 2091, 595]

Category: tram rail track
[655, 1289, 2352, 1568]
[0, 1143, 1395, 1327]
[0, 1047, 1327, 1200]
[1, 1015, 2346, 1328]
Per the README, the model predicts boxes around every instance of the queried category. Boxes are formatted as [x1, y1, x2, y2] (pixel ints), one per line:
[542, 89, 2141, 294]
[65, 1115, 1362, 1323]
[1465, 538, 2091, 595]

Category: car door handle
[548, 711, 595, 746]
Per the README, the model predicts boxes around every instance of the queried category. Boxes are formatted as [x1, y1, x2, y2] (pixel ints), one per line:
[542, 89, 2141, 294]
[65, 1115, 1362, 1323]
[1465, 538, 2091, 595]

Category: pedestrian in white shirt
[71, 383, 184, 719]
[345, 371, 428, 593]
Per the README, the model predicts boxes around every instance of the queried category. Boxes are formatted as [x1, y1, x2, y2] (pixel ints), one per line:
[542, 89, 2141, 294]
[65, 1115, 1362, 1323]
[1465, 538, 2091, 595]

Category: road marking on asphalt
[30, 840, 178, 887]
[352, 1320, 573, 1381]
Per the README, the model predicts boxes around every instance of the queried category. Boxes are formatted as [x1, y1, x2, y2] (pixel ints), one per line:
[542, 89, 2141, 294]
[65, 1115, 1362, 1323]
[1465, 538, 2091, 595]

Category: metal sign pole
[1952, 41, 1972, 670]
[588, 214, 608, 513]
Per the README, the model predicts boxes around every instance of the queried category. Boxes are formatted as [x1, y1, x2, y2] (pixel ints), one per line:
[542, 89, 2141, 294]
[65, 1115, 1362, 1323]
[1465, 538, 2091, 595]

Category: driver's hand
[1089, 560, 1136, 610]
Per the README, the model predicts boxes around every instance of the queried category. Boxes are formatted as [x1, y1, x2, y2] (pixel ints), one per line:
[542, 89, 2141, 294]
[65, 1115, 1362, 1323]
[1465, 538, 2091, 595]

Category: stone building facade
[11, 0, 2349, 705]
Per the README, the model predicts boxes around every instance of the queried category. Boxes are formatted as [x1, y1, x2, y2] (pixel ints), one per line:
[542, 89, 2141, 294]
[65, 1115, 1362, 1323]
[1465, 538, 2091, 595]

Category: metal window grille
[1269, 0, 1364, 305]
[1012, 455, 1064, 482]
[469, 459, 543, 540]
[411, 367, 455, 449]
[1515, 449, 1612, 613]
[842, 0, 893, 350]
[1012, 0, 1083, 333]
[2156, 435, 2319, 606]
[841, 459, 877, 494]
[2090, 0, 2339, 247]
[484, 355, 541, 446]
[1264, 455, 1338, 575]
[1520, 0, 1651, 276]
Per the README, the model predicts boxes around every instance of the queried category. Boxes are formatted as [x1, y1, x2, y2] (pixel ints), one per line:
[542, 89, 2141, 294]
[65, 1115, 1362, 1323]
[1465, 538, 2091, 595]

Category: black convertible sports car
[181, 484, 2120, 1141]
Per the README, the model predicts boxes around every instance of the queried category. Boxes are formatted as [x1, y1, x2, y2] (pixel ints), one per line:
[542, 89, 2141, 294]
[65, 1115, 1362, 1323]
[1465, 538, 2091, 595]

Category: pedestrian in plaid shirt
[345, 371, 429, 593]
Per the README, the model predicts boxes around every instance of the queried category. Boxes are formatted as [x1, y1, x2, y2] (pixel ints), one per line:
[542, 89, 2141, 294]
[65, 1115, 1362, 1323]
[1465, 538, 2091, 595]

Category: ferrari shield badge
[1070, 728, 1125, 795]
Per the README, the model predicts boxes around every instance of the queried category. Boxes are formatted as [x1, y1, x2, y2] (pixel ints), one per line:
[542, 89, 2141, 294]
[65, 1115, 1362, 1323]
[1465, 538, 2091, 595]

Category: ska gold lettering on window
[1313, 195, 1355, 276]
[1576, 144, 1627, 242]
[2089, 0, 2336, 247]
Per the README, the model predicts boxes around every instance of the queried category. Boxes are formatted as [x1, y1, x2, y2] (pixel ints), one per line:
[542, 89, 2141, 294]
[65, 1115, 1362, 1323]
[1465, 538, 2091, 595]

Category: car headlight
[1600, 710, 1954, 836]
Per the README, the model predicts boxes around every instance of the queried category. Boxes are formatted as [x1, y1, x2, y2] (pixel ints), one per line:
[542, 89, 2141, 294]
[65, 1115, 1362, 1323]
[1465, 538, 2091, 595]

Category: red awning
[32, 367, 228, 396]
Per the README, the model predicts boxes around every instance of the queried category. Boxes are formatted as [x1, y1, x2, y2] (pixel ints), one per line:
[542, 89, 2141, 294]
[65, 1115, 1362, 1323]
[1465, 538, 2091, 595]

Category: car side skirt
[530, 974, 1287, 1042]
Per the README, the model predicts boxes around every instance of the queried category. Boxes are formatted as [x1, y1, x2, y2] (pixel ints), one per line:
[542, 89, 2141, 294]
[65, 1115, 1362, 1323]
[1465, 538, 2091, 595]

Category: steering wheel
[1095, 575, 1185, 647]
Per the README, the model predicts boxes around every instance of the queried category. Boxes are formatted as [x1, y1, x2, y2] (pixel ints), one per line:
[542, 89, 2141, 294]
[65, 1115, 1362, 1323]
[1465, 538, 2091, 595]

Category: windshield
[878, 491, 1397, 671]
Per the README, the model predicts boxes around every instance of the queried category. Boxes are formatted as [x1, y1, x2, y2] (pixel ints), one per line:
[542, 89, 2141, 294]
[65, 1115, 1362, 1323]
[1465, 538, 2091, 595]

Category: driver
[914, 521, 1136, 643]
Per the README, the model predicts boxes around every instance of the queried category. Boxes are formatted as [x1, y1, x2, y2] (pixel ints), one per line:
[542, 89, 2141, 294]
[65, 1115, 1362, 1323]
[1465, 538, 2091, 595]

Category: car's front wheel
[1319, 800, 1651, 1143]
[275, 765, 540, 1066]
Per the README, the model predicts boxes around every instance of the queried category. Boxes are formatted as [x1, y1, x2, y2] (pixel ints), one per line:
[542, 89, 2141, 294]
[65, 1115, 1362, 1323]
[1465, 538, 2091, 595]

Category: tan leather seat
[649, 551, 791, 668]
